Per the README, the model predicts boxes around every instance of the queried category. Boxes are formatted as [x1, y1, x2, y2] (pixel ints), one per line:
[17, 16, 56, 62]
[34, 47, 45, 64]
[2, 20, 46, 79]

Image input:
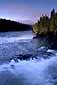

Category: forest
[33, 9, 57, 36]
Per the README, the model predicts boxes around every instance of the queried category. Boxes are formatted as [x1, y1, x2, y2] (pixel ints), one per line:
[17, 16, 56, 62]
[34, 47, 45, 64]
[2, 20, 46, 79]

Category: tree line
[33, 9, 57, 35]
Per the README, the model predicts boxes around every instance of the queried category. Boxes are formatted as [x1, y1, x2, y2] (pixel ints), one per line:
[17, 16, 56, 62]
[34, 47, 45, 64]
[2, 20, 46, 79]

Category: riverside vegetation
[33, 9, 57, 36]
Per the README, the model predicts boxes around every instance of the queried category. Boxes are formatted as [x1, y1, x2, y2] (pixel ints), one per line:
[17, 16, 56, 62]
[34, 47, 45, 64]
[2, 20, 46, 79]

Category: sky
[0, 0, 57, 23]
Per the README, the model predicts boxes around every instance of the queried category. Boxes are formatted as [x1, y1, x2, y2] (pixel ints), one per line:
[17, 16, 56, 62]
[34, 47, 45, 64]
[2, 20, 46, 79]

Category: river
[0, 31, 57, 85]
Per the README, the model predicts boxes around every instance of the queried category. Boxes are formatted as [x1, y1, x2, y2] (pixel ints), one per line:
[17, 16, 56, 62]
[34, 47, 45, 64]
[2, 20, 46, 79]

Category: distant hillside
[0, 19, 32, 32]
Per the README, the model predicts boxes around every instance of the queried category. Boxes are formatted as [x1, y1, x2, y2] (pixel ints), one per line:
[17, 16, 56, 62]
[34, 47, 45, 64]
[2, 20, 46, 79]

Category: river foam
[0, 56, 57, 85]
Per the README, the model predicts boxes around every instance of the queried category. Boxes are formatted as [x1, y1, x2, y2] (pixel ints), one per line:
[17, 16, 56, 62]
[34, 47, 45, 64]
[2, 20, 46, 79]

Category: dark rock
[18, 54, 33, 60]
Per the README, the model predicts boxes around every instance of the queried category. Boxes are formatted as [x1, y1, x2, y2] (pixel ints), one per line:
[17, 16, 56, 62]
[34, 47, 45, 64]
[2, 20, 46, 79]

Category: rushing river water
[0, 31, 57, 85]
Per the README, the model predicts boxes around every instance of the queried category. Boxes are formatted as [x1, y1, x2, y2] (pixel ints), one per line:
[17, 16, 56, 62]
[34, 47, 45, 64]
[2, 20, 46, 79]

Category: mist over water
[0, 31, 57, 85]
